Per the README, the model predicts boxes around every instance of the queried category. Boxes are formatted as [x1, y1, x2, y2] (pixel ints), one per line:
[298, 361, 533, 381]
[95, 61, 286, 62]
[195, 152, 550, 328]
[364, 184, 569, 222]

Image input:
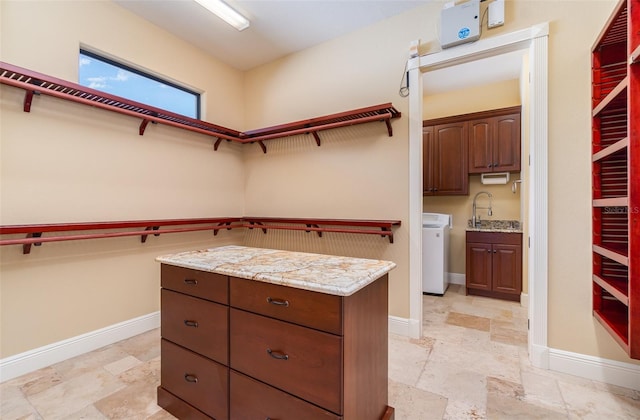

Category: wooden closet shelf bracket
[1, 217, 401, 253]
[1, 61, 401, 154]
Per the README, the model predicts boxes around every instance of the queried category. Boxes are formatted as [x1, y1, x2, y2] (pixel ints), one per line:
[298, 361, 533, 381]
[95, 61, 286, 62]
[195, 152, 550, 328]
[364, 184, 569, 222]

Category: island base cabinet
[158, 260, 395, 419]
[230, 371, 342, 420]
[160, 339, 229, 420]
[229, 308, 342, 414]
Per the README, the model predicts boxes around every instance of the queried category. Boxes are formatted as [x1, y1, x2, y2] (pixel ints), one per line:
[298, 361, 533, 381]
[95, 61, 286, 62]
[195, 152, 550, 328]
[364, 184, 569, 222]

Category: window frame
[79, 49, 201, 120]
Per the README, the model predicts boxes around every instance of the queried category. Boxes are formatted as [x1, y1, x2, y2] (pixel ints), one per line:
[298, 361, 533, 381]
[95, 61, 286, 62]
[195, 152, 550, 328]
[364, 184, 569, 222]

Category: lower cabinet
[157, 264, 392, 420]
[466, 231, 522, 301]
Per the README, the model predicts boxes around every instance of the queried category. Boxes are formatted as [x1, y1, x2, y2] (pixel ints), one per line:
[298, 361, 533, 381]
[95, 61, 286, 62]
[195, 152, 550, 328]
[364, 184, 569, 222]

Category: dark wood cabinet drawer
[229, 308, 342, 415]
[230, 371, 341, 420]
[161, 264, 228, 304]
[161, 289, 228, 365]
[229, 277, 342, 335]
[160, 339, 228, 420]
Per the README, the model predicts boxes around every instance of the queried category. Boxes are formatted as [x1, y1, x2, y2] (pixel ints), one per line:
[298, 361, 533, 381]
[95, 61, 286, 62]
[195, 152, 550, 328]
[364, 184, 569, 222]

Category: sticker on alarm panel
[440, 0, 481, 49]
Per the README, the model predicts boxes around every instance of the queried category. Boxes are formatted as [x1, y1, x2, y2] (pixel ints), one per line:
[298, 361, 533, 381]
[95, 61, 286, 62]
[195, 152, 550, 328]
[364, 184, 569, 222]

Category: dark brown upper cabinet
[423, 122, 469, 196]
[468, 107, 521, 174]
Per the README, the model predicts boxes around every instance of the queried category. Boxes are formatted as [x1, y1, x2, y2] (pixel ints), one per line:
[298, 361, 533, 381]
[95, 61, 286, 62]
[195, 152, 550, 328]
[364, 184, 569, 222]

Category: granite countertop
[156, 245, 396, 297]
[466, 219, 522, 233]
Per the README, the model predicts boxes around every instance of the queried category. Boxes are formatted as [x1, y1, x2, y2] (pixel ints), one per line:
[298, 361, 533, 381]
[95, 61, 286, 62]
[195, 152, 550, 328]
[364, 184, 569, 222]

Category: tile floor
[2, 284, 639, 419]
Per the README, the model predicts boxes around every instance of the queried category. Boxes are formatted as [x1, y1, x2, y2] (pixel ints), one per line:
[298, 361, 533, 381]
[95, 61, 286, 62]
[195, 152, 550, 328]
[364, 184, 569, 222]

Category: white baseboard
[0, 311, 160, 383]
[388, 315, 410, 336]
[520, 293, 529, 308]
[447, 272, 465, 286]
[390, 315, 420, 339]
[548, 347, 640, 391]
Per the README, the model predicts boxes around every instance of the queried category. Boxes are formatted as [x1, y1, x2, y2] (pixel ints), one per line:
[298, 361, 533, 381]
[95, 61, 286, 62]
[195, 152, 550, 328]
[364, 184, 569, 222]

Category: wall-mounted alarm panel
[440, 0, 480, 49]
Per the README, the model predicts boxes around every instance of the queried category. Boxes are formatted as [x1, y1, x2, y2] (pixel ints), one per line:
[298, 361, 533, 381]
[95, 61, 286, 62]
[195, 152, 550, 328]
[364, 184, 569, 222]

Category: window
[78, 50, 200, 119]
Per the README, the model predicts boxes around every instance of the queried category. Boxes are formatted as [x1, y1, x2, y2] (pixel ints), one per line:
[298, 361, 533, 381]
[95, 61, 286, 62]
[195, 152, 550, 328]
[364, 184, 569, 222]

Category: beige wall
[244, 0, 638, 366]
[0, 1, 246, 357]
[2, 0, 639, 368]
[424, 175, 523, 276]
[422, 79, 523, 278]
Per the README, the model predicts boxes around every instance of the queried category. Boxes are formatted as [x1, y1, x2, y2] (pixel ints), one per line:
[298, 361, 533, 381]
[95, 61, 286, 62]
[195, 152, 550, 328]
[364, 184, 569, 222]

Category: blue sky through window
[79, 51, 199, 119]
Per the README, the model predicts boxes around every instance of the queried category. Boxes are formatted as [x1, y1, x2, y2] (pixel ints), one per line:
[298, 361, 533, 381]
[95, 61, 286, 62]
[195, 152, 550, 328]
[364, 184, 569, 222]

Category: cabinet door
[493, 113, 521, 172]
[468, 119, 493, 173]
[492, 243, 522, 295]
[422, 126, 435, 195]
[433, 122, 469, 195]
[466, 242, 492, 291]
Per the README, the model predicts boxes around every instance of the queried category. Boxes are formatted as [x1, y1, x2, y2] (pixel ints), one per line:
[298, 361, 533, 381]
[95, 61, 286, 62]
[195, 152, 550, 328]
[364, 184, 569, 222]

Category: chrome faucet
[472, 191, 493, 227]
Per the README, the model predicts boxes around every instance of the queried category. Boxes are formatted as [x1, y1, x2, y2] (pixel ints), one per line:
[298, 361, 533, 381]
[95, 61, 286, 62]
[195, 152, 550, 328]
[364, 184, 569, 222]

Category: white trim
[520, 292, 529, 308]
[389, 315, 421, 338]
[408, 23, 549, 369]
[528, 33, 549, 369]
[548, 348, 640, 391]
[0, 311, 160, 383]
[408, 55, 424, 340]
[447, 272, 465, 286]
[389, 315, 410, 336]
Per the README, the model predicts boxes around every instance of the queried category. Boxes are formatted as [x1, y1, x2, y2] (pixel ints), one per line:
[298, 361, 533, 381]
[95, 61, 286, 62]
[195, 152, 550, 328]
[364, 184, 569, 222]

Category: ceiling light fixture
[194, 0, 250, 31]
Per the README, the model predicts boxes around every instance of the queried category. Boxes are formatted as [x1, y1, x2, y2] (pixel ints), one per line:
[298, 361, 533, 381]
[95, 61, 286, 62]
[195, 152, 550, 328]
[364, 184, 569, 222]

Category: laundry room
[421, 61, 527, 304]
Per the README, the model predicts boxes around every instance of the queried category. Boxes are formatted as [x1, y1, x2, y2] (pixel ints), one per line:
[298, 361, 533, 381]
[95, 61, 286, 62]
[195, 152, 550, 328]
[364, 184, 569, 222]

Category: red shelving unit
[591, 0, 639, 359]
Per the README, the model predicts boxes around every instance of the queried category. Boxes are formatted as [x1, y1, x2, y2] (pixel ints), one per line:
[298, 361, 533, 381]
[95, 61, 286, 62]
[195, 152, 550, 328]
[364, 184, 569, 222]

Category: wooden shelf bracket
[1, 61, 401, 155]
[1, 217, 401, 254]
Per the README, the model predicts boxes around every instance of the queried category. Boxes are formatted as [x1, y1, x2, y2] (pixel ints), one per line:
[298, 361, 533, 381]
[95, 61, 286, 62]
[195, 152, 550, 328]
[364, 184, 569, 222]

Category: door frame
[406, 23, 550, 367]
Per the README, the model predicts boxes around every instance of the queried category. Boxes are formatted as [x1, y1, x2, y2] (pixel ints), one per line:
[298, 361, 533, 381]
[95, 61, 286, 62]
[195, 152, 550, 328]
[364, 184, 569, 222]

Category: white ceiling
[113, 0, 524, 95]
[113, 0, 431, 71]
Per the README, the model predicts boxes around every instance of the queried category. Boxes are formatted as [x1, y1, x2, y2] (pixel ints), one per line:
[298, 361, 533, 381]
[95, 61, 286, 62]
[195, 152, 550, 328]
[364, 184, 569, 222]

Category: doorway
[407, 23, 550, 367]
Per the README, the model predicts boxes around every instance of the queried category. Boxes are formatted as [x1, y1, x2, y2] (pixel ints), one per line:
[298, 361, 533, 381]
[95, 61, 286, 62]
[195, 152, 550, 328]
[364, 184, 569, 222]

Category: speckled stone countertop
[156, 245, 396, 296]
[466, 219, 522, 233]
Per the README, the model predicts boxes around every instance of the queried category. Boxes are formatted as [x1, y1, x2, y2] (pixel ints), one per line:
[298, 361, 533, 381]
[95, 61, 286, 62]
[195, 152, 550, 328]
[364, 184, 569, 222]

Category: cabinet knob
[183, 278, 197, 286]
[487, 164, 492, 168]
[493, 250, 497, 253]
[184, 320, 199, 328]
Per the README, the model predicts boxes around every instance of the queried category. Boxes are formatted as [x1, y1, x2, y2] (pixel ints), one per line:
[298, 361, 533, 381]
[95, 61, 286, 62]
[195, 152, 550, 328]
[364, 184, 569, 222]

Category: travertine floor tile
[0, 383, 39, 419]
[389, 379, 447, 420]
[26, 370, 125, 419]
[446, 311, 491, 331]
[520, 370, 566, 412]
[416, 361, 487, 412]
[66, 404, 108, 419]
[2, 285, 638, 420]
[388, 334, 431, 386]
[558, 380, 640, 419]
[103, 356, 142, 376]
[94, 379, 164, 419]
[51, 346, 130, 381]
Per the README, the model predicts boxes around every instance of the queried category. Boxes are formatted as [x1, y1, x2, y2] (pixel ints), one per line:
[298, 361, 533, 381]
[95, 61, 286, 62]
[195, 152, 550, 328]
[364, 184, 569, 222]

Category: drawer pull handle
[184, 278, 198, 285]
[184, 320, 199, 328]
[184, 374, 199, 383]
[266, 297, 289, 307]
[267, 348, 289, 360]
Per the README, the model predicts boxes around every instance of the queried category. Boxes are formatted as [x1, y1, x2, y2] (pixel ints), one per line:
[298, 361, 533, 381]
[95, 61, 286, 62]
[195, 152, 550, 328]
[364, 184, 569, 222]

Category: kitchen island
[156, 245, 396, 420]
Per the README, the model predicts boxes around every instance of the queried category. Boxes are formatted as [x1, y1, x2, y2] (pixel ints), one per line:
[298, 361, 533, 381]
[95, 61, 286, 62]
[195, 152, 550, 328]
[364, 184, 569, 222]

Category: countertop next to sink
[466, 219, 523, 233]
[156, 245, 396, 297]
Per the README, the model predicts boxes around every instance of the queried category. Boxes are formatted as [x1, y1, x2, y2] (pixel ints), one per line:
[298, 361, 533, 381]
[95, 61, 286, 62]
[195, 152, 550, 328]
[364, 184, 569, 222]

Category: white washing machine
[422, 212, 452, 295]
